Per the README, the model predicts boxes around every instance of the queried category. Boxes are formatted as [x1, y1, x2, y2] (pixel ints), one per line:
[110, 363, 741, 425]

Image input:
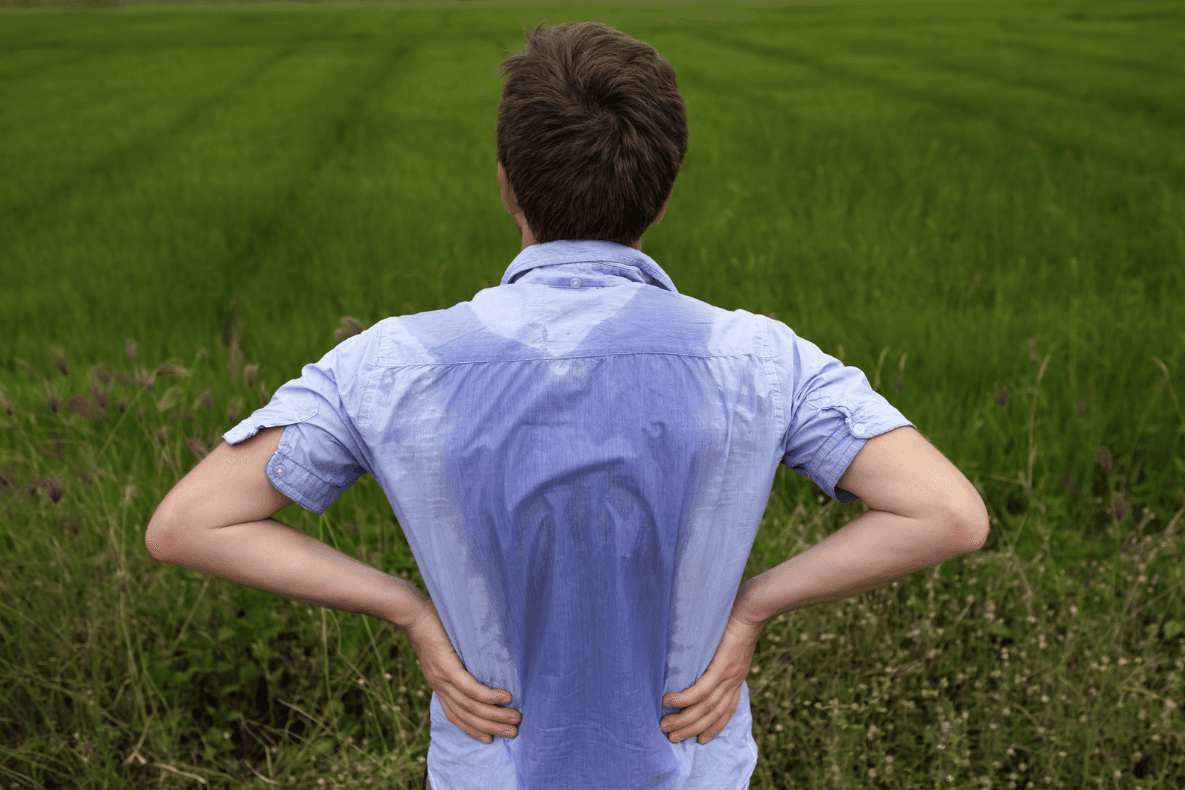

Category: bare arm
[733, 426, 988, 628]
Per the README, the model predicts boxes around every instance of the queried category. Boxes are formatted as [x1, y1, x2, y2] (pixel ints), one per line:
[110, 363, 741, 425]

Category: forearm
[733, 507, 984, 629]
[147, 517, 431, 631]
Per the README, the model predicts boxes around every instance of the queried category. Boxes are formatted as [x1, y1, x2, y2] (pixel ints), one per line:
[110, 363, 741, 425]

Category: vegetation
[0, 0, 1182, 787]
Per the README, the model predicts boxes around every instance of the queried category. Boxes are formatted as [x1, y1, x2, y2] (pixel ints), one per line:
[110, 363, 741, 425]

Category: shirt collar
[499, 240, 679, 294]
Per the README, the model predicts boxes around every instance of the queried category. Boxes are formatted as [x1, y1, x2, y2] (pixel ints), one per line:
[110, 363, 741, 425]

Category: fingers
[442, 694, 520, 743]
[696, 694, 740, 744]
[482, 688, 521, 725]
[455, 673, 520, 724]
[441, 681, 521, 745]
[660, 688, 737, 745]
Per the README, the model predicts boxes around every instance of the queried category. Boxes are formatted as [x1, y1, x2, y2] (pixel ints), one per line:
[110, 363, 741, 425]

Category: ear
[498, 160, 519, 216]
[652, 194, 671, 226]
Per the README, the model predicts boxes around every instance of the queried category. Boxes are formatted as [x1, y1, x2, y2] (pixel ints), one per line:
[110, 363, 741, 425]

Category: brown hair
[495, 21, 689, 248]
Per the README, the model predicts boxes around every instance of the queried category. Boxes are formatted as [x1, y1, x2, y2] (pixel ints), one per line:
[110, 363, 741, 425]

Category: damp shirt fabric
[223, 239, 916, 790]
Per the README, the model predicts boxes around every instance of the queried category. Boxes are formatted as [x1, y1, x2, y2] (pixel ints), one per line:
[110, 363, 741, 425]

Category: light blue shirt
[224, 240, 915, 790]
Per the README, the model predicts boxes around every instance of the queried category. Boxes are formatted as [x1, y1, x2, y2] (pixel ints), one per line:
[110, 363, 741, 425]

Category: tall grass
[1, 0, 1183, 787]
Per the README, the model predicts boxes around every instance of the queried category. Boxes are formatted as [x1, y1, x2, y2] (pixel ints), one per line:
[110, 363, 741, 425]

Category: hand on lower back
[404, 600, 521, 744]
[659, 612, 762, 745]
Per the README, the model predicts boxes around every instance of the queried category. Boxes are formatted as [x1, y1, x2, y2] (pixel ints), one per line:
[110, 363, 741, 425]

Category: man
[146, 20, 989, 790]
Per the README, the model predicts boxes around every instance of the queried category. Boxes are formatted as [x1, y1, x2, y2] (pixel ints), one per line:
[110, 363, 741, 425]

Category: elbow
[145, 522, 172, 562]
[952, 499, 991, 552]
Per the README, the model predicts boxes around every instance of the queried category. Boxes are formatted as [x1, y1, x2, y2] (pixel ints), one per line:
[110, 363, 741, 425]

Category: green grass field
[1, 0, 1183, 787]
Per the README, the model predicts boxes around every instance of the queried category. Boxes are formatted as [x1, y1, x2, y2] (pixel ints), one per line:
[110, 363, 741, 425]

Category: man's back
[252, 239, 914, 789]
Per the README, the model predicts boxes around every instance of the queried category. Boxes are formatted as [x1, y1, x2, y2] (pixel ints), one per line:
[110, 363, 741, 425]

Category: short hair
[495, 21, 689, 248]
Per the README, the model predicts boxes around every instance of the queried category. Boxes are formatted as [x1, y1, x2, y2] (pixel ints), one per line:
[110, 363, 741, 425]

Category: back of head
[495, 21, 689, 248]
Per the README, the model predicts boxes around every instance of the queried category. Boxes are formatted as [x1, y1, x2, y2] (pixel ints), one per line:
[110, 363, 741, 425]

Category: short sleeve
[222, 329, 375, 515]
[765, 316, 916, 504]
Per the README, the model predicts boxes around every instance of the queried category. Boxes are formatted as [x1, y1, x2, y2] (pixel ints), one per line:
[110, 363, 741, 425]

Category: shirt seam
[374, 350, 763, 369]
[757, 316, 785, 452]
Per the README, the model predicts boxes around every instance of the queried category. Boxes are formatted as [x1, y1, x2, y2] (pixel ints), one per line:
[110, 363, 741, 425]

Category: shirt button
[276, 468, 284, 476]
[853, 423, 865, 434]
[570, 277, 582, 289]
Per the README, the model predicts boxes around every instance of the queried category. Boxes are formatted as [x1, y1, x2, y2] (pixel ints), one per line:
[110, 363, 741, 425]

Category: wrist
[391, 576, 434, 633]
[731, 576, 768, 631]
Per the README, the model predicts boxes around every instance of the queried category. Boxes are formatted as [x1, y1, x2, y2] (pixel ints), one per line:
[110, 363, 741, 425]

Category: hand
[403, 599, 522, 744]
[659, 611, 762, 745]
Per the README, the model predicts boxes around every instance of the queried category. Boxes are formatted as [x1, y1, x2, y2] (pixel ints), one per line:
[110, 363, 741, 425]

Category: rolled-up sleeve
[222, 329, 375, 515]
[765, 317, 915, 503]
